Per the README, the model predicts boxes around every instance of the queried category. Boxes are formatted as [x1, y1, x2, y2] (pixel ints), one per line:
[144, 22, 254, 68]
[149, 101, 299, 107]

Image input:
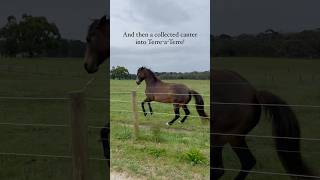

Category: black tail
[257, 90, 315, 178]
[190, 90, 208, 121]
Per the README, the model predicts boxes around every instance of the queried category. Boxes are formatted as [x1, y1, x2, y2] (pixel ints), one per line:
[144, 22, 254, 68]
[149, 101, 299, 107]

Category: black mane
[86, 19, 100, 41]
[86, 17, 110, 40]
[138, 67, 159, 81]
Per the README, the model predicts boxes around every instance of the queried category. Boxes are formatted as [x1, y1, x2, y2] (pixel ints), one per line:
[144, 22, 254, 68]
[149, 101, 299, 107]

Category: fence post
[131, 91, 139, 139]
[69, 91, 88, 180]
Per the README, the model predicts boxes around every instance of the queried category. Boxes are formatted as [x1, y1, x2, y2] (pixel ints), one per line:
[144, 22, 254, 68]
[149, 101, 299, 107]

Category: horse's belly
[154, 96, 173, 103]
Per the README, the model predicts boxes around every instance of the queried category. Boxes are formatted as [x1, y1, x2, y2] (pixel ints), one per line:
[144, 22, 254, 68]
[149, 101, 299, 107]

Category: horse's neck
[145, 76, 161, 86]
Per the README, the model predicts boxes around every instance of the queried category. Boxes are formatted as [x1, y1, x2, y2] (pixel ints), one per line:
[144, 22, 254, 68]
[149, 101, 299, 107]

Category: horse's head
[136, 67, 148, 85]
[84, 16, 110, 74]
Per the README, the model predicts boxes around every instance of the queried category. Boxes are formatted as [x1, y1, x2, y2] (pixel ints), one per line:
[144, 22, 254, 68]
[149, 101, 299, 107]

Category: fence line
[211, 167, 320, 179]
[0, 96, 68, 100]
[110, 92, 210, 96]
[0, 122, 69, 128]
[2, 95, 320, 109]
[0, 121, 109, 130]
[0, 95, 319, 143]
[212, 101, 320, 108]
[0, 152, 109, 161]
[110, 99, 211, 107]
[2, 120, 320, 142]
[111, 109, 208, 119]
[211, 132, 320, 141]
[212, 145, 320, 156]
[0, 69, 85, 79]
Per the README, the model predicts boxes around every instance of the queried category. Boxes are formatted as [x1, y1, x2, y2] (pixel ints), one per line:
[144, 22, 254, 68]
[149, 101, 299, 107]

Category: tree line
[0, 14, 86, 57]
[110, 66, 210, 80]
[211, 29, 320, 58]
[2, 14, 319, 59]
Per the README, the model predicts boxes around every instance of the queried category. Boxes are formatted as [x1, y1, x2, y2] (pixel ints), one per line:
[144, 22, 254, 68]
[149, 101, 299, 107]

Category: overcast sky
[0, 0, 108, 41]
[110, 0, 210, 73]
[1, 0, 319, 38]
[212, 0, 320, 35]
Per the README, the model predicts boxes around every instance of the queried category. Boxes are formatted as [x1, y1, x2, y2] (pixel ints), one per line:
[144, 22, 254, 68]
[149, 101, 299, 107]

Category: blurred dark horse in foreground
[84, 16, 109, 74]
[84, 16, 110, 170]
[212, 70, 316, 179]
[135, 67, 208, 125]
[84, 16, 316, 180]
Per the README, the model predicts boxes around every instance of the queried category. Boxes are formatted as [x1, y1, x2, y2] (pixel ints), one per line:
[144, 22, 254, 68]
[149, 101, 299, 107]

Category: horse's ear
[99, 15, 108, 26]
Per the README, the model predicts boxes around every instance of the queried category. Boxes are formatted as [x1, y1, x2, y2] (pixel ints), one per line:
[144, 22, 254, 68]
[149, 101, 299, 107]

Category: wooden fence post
[69, 91, 88, 180]
[131, 91, 139, 139]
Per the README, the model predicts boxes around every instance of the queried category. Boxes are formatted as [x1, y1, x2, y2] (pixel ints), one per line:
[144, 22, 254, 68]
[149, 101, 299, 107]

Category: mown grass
[110, 79, 210, 179]
[111, 123, 210, 179]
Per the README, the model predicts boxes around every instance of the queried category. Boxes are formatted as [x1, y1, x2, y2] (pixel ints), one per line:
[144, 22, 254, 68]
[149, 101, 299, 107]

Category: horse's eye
[86, 37, 91, 43]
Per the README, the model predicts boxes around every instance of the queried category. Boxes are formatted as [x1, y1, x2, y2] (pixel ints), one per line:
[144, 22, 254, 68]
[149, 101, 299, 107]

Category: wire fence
[1, 90, 320, 179]
[211, 167, 320, 179]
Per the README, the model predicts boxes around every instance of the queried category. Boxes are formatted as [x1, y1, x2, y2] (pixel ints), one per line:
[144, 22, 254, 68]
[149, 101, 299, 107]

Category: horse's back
[213, 69, 256, 102]
[212, 70, 261, 143]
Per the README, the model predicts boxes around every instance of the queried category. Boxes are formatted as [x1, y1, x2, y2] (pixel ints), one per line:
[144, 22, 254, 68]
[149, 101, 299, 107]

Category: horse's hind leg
[166, 104, 180, 125]
[231, 138, 256, 180]
[180, 105, 190, 123]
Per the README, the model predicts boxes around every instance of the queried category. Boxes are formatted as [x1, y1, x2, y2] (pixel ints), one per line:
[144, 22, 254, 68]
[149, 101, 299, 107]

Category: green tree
[0, 16, 20, 56]
[111, 66, 130, 79]
[0, 14, 61, 57]
[18, 14, 61, 57]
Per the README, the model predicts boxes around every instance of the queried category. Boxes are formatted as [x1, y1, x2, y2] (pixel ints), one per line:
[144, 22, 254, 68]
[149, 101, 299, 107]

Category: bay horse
[135, 67, 208, 125]
[212, 70, 316, 179]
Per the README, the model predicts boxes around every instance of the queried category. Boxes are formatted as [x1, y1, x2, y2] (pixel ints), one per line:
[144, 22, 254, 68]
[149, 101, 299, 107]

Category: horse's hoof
[166, 122, 171, 126]
[179, 121, 184, 124]
[150, 112, 153, 115]
[144, 113, 147, 117]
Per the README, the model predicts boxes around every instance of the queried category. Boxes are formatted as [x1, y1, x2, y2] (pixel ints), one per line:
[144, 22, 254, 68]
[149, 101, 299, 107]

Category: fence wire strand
[211, 167, 320, 179]
[0, 152, 109, 161]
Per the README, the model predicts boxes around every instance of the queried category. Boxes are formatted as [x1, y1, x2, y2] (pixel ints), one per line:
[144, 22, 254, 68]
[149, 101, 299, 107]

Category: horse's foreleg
[148, 102, 153, 115]
[141, 101, 147, 116]
[100, 123, 110, 169]
[180, 105, 190, 123]
[231, 138, 256, 180]
[166, 104, 180, 125]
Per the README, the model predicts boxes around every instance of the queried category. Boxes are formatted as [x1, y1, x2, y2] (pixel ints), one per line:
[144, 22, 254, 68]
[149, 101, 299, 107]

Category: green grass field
[0, 57, 319, 180]
[110, 79, 210, 179]
[0, 58, 109, 180]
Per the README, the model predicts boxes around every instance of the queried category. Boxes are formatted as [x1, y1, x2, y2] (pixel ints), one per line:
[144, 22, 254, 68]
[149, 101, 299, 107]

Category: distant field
[0, 58, 108, 180]
[110, 79, 210, 179]
[213, 57, 320, 180]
